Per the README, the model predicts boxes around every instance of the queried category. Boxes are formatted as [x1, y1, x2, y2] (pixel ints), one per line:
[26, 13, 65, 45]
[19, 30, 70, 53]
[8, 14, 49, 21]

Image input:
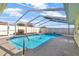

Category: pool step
[1, 43, 15, 50]
[0, 43, 16, 56]
[11, 48, 22, 54]
[0, 42, 22, 56]
[0, 37, 21, 56]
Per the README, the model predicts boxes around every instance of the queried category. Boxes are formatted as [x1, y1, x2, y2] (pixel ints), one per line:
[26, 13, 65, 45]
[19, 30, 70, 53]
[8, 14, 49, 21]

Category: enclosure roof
[0, 3, 73, 28]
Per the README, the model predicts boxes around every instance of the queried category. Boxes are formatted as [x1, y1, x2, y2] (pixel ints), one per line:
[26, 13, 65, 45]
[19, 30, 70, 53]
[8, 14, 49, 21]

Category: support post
[7, 23, 9, 36]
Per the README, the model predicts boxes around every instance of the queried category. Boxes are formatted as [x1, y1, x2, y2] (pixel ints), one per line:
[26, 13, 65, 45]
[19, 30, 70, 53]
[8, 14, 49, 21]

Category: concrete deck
[0, 36, 79, 56]
[0, 37, 20, 56]
[17, 36, 79, 56]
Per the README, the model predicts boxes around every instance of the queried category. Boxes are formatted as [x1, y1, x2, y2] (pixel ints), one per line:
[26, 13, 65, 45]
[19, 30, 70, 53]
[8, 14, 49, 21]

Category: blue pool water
[9, 34, 62, 49]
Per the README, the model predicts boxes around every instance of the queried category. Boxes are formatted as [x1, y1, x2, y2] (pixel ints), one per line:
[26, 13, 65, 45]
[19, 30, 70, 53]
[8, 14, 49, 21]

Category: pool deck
[0, 36, 21, 56]
[17, 36, 79, 56]
[0, 35, 79, 56]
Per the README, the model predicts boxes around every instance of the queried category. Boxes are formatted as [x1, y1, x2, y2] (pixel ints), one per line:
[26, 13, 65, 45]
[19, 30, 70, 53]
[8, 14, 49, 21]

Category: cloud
[0, 16, 13, 18]
[4, 8, 23, 17]
[17, 3, 27, 7]
[28, 3, 48, 9]
[18, 3, 48, 9]
[41, 11, 66, 17]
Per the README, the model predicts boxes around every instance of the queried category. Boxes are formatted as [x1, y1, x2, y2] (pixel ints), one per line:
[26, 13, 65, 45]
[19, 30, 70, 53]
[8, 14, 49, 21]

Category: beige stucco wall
[48, 28, 74, 35]
[40, 28, 74, 35]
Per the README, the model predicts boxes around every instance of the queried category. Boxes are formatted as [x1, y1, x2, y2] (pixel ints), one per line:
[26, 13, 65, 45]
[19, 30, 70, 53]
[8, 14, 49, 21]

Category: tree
[26, 23, 33, 27]
[39, 26, 48, 34]
[0, 3, 7, 15]
[16, 22, 25, 35]
[17, 22, 25, 26]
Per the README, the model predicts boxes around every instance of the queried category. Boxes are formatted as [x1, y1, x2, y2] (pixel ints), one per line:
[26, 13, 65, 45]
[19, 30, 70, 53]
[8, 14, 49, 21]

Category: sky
[0, 3, 74, 28]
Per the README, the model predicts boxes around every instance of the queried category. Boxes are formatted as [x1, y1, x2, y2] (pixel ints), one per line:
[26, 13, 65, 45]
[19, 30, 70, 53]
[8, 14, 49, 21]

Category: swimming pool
[8, 34, 62, 49]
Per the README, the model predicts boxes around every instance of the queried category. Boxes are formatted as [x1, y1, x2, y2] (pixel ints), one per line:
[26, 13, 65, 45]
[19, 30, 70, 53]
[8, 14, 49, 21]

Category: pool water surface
[8, 34, 62, 49]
